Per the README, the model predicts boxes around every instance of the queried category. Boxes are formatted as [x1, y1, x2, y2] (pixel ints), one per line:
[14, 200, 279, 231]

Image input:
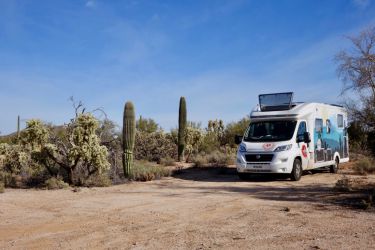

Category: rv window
[337, 114, 344, 128]
[315, 119, 323, 133]
[326, 119, 331, 134]
[297, 121, 307, 142]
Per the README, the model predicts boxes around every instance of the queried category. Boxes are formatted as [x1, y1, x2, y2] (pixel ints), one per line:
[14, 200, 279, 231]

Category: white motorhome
[235, 92, 349, 181]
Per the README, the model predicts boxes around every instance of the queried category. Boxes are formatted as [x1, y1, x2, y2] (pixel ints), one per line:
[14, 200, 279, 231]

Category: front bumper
[236, 151, 293, 174]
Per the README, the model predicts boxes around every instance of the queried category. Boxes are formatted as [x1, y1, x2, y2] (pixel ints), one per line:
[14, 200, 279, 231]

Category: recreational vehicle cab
[235, 92, 349, 181]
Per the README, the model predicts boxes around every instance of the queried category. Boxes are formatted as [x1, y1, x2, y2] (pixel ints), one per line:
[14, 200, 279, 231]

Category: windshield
[243, 120, 297, 142]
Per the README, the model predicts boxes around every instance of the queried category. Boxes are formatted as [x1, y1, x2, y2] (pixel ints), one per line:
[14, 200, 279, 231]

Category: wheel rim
[295, 162, 301, 177]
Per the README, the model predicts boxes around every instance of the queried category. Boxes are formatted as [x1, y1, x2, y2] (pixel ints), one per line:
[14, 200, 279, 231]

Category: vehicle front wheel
[330, 157, 339, 173]
[290, 158, 302, 181]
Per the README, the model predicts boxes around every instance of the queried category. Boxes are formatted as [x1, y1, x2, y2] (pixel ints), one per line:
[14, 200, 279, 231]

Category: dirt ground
[1, 166, 375, 250]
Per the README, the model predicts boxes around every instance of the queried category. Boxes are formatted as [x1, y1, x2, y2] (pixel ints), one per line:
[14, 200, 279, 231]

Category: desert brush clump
[191, 149, 236, 167]
[178, 97, 187, 161]
[159, 156, 176, 167]
[354, 157, 375, 175]
[134, 131, 177, 163]
[123, 101, 136, 178]
[44, 177, 69, 190]
[129, 161, 171, 181]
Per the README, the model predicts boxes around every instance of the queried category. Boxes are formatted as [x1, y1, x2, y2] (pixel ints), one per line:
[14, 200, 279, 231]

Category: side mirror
[303, 132, 311, 143]
[234, 135, 243, 145]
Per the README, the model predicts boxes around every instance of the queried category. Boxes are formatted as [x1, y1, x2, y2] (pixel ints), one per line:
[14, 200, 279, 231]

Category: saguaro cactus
[123, 102, 136, 178]
[178, 97, 187, 161]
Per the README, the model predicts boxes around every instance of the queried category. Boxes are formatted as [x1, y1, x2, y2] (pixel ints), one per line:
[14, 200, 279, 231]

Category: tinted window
[297, 122, 306, 136]
[296, 121, 307, 142]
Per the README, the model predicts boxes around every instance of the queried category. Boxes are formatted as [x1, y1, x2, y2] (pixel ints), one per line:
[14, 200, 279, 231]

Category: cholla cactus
[21, 119, 49, 151]
[178, 97, 187, 161]
[0, 143, 29, 174]
[68, 113, 110, 175]
[185, 126, 203, 161]
[123, 102, 136, 177]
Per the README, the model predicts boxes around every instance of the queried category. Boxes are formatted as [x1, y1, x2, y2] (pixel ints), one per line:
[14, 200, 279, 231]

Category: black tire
[330, 157, 339, 174]
[290, 158, 302, 181]
[238, 172, 250, 180]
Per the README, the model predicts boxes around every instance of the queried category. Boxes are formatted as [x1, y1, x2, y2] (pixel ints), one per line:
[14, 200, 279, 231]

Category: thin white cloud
[85, 0, 95, 8]
[352, 0, 370, 8]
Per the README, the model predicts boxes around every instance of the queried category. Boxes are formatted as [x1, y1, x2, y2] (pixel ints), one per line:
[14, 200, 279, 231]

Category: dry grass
[334, 175, 375, 209]
[44, 177, 69, 190]
[191, 150, 235, 167]
[353, 156, 375, 175]
[159, 156, 176, 167]
[130, 161, 171, 181]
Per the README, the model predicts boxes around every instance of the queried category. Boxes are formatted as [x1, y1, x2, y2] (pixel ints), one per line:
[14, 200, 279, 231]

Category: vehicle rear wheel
[330, 157, 339, 173]
[238, 173, 250, 180]
[290, 158, 302, 181]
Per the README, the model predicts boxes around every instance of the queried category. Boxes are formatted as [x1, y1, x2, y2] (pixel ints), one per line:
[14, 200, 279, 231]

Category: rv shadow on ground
[170, 167, 374, 211]
[173, 166, 313, 182]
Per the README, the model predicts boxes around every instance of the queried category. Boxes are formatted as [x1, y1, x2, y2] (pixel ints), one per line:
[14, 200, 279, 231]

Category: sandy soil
[1, 166, 375, 250]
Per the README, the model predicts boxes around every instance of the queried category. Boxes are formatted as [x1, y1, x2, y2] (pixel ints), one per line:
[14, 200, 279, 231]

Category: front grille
[245, 169, 272, 173]
[245, 154, 274, 162]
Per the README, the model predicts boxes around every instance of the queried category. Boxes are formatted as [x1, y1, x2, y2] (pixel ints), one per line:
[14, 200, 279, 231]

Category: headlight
[238, 144, 247, 153]
[274, 144, 292, 152]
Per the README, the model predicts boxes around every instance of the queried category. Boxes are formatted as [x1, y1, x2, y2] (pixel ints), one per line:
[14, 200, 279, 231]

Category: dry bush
[0, 181, 4, 193]
[334, 175, 352, 192]
[191, 150, 235, 167]
[44, 177, 69, 190]
[334, 175, 375, 209]
[82, 174, 112, 187]
[159, 156, 176, 167]
[130, 161, 171, 181]
[354, 157, 375, 175]
[134, 132, 177, 163]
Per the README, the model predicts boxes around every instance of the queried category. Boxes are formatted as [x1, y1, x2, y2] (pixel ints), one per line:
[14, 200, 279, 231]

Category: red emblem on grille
[263, 143, 274, 151]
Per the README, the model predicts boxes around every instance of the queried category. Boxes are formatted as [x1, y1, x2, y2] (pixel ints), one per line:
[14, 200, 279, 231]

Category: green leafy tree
[136, 116, 160, 133]
[222, 116, 250, 147]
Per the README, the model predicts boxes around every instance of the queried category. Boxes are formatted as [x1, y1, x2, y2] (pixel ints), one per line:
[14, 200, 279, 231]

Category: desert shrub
[190, 154, 208, 167]
[354, 157, 375, 175]
[82, 174, 112, 187]
[334, 175, 352, 192]
[207, 150, 235, 166]
[191, 149, 235, 167]
[44, 177, 69, 190]
[130, 161, 170, 181]
[134, 131, 177, 163]
[0, 181, 4, 193]
[159, 156, 176, 166]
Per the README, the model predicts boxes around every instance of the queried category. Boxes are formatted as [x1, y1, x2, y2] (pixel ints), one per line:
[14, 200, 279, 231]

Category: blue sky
[0, 0, 374, 134]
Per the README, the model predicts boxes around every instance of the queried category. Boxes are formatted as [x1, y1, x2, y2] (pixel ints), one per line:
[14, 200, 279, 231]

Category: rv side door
[296, 121, 309, 169]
